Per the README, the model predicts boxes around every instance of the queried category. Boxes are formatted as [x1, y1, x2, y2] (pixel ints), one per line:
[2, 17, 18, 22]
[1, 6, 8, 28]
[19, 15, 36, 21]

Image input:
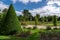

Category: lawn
[21, 21, 60, 26]
[0, 29, 40, 40]
[0, 29, 60, 40]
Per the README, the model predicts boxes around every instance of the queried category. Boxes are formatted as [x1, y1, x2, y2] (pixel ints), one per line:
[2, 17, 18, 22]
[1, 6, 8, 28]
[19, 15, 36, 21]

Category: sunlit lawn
[21, 21, 60, 26]
[0, 29, 40, 40]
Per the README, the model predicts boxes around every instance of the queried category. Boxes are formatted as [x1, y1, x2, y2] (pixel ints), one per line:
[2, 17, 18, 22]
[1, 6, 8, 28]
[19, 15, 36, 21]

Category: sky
[0, 0, 60, 16]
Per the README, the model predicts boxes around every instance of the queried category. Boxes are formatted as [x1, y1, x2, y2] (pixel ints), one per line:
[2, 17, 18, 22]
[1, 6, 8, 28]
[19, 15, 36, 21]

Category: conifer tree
[1, 4, 21, 35]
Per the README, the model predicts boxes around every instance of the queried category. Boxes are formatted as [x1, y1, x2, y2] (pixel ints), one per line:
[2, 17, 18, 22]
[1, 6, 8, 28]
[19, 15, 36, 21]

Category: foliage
[2, 8, 8, 13]
[1, 4, 21, 35]
[22, 9, 33, 21]
[35, 16, 38, 25]
[33, 26, 37, 29]
[46, 26, 51, 30]
[0, 14, 2, 27]
[18, 15, 24, 21]
[17, 31, 31, 37]
[53, 15, 57, 26]
[40, 30, 60, 40]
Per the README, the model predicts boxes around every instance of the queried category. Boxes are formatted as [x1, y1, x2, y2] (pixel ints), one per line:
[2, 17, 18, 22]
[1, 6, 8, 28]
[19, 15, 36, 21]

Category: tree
[22, 10, 32, 21]
[1, 4, 21, 35]
[41, 17, 44, 23]
[18, 15, 24, 21]
[2, 8, 8, 13]
[53, 15, 57, 26]
[47, 16, 53, 22]
[44, 16, 48, 22]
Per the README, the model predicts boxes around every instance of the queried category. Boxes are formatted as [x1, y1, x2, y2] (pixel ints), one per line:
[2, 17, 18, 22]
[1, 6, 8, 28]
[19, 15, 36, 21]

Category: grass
[0, 36, 10, 39]
[0, 29, 40, 40]
[0, 29, 60, 40]
[21, 21, 60, 26]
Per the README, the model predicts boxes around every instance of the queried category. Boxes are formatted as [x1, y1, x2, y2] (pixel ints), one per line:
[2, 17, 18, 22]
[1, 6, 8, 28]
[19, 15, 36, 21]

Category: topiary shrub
[1, 4, 21, 35]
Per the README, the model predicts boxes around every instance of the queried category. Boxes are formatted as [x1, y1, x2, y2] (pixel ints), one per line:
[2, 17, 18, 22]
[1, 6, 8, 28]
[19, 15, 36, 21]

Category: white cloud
[46, 0, 60, 6]
[29, 0, 60, 17]
[30, 0, 42, 3]
[11, 0, 42, 4]
[16, 11, 22, 16]
[19, 0, 29, 4]
[11, 0, 17, 4]
[0, 1, 9, 13]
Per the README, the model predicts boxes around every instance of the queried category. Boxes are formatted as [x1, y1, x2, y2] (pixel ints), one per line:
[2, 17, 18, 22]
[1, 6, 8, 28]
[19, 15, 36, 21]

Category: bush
[21, 22, 27, 26]
[33, 26, 37, 29]
[46, 26, 51, 30]
[40, 30, 60, 40]
[27, 27, 32, 29]
[53, 27, 58, 30]
[7, 30, 17, 35]
[17, 31, 31, 37]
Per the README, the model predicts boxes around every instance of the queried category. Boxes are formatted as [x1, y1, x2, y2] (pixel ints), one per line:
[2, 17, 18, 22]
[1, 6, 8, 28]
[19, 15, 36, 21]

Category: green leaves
[1, 4, 21, 35]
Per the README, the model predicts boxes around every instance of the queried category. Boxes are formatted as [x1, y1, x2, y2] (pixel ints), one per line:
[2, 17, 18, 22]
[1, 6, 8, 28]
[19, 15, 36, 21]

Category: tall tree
[1, 4, 21, 35]
[22, 10, 32, 21]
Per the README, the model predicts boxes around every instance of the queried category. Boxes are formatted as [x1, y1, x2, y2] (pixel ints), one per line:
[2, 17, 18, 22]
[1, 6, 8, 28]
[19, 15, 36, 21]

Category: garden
[0, 4, 60, 40]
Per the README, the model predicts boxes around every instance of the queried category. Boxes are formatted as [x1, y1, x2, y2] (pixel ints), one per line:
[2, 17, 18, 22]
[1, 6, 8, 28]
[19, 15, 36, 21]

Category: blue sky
[0, 0, 60, 16]
[0, 0, 47, 11]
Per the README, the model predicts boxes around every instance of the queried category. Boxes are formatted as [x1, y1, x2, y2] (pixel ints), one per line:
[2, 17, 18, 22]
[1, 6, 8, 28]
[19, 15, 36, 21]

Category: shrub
[33, 26, 37, 29]
[7, 30, 17, 35]
[46, 26, 51, 30]
[53, 27, 58, 30]
[17, 31, 31, 37]
[40, 30, 60, 40]
[27, 27, 32, 29]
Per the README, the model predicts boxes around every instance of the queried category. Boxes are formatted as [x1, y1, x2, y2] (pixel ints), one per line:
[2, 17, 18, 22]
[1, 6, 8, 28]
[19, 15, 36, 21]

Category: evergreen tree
[1, 4, 21, 35]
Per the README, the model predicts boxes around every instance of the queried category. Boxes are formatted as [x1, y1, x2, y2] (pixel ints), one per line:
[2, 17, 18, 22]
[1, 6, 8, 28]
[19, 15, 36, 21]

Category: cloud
[16, 11, 23, 16]
[0, 1, 9, 13]
[29, 0, 60, 17]
[11, 0, 17, 4]
[11, 0, 42, 4]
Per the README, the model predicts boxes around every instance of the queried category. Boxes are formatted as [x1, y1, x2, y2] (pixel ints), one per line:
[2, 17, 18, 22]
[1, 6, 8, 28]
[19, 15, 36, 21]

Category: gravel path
[21, 25, 60, 29]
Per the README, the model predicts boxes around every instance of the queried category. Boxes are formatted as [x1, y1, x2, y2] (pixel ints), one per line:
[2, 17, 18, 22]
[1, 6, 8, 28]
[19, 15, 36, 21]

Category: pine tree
[1, 4, 21, 35]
